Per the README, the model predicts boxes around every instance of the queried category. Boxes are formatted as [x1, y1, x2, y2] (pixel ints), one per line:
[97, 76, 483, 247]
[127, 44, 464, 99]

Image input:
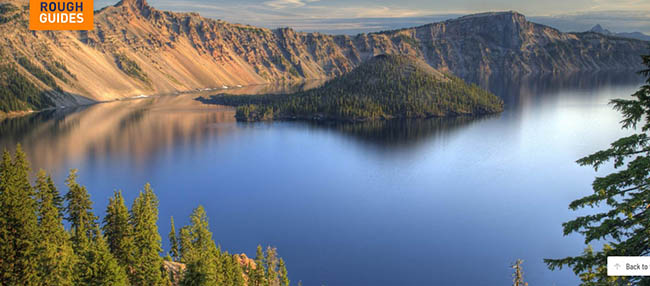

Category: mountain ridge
[589, 24, 650, 42]
[0, 0, 648, 113]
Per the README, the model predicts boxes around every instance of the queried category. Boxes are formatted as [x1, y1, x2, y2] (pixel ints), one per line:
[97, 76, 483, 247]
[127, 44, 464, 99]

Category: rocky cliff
[0, 0, 647, 113]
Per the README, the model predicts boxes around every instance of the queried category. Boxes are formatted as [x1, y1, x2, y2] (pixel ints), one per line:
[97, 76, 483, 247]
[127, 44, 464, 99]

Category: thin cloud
[108, 0, 650, 35]
[590, 0, 650, 11]
[264, 0, 319, 9]
[532, 10, 650, 34]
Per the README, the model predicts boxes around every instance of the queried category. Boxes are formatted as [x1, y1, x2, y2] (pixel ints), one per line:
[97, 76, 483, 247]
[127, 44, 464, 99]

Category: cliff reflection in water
[480, 71, 645, 109]
[0, 71, 642, 171]
[0, 93, 236, 171]
[0, 81, 328, 171]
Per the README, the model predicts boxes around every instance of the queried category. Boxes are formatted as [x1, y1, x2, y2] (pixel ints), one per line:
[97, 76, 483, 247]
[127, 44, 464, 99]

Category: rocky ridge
[0, 0, 647, 112]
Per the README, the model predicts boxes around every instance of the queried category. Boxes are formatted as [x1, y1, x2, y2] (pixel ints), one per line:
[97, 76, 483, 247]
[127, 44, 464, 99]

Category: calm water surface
[0, 73, 644, 286]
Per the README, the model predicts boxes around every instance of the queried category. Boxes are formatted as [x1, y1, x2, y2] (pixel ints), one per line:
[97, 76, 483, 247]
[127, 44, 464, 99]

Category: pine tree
[278, 258, 289, 286]
[221, 251, 235, 286]
[249, 245, 267, 286]
[215, 245, 224, 283]
[219, 252, 246, 286]
[0, 146, 39, 286]
[232, 254, 246, 286]
[34, 170, 75, 285]
[130, 183, 169, 286]
[265, 246, 279, 286]
[75, 226, 129, 286]
[512, 259, 527, 286]
[103, 190, 135, 272]
[46, 174, 64, 219]
[62, 170, 128, 286]
[179, 226, 192, 264]
[180, 205, 220, 286]
[71, 214, 92, 285]
[169, 216, 179, 262]
[545, 54, 650, 285]
[64, 169, 97, 247]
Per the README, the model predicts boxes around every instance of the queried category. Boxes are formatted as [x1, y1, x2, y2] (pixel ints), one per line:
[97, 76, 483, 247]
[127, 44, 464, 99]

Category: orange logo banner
[29, 0, 93, 30]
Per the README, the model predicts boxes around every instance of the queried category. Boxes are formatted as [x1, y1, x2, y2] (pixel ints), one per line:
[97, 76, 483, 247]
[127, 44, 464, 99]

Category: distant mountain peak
[115, 0, 149, 10]
[588, 24, 650, 41]
[590, 24, 613, 35]
[457, 11, 524, 20]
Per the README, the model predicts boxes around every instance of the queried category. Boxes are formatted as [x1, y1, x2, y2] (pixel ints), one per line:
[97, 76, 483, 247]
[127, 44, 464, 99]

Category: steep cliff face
[0, 0, 647, 112]
[402, 12, 649, 81]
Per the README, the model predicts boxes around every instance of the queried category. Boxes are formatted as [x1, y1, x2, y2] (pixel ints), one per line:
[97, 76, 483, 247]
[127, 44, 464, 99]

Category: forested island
[0, 146, 289, 286]
[200, 55, 504, 122]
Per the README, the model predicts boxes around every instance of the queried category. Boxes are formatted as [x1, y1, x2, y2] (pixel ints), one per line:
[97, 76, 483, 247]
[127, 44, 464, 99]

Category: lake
[0, 72, 644, 286]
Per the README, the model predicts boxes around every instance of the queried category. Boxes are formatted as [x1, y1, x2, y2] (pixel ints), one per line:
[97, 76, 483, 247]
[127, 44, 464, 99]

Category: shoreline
[0, 79, 331, 120]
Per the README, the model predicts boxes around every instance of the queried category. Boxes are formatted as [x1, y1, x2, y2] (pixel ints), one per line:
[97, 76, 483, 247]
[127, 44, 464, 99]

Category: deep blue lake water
[0, 72, 644, 285]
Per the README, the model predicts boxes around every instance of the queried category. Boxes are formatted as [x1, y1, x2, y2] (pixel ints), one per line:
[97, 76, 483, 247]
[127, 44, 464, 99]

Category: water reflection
[0, 80, 329, 171]
[481, 71, 645, 108]
[301, 116, 496, 151]
[0, 71, 646, 286]
[0, 94, 235, 171]
[0, 72, 643, 172]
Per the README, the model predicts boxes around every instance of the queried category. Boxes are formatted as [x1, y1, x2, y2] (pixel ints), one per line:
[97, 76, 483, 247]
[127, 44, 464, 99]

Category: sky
[96, 0, 650, 35]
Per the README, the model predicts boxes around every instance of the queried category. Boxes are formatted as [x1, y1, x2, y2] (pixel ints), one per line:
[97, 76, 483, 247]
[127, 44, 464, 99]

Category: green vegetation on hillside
[115, 53, 150, 84]
[43, 61, 75, 83]
[0, 146, 289, 286]
[0, 64, 54, 113]
[0, 54, 76, 114]
[0, 3, 16, 14]
[545, 54, 650, 284]
[0, 3, 19, 24]
[17, 57, 60, 91]
[203, 55, 503, 122]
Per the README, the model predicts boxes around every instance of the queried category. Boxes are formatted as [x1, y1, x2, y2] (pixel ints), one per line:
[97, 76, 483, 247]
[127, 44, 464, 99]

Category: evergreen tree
[220, 252, 246, 286]
[103, 190, 135, 271]
[75, 226, 129, 286]
[0, 146, 39, 286]
[0, 147, 290, 286]
[511, 259, 527, 286]
[169, 216, 179, 262]
[179, 226, 192, 264]
[130, 183, 169, 286]
[180, 205, 220, 286]
[62, 170, 128, 286]
[249, 245, 267, 286]
[64, 169, 97, 247]
[278, 258, 289, 286]
[545, 54, 650, 285]
[221, 251, 235, 286]
[265, 246, 279, 286]
[215, 245, 224, 283]
[232, 254, 246, 286]
[46, 174, 64, 219]
[34, 170, 75, 286]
